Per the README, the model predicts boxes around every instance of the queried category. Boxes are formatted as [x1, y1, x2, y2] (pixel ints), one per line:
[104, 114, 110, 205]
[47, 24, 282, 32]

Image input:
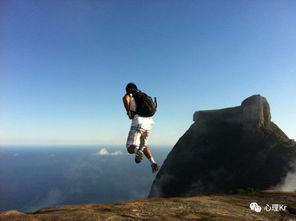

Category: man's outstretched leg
[143, 146, 159, 173]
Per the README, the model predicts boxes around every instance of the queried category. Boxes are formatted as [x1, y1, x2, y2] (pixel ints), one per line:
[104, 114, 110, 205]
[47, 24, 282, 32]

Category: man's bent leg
[126, 126, 141, 154]
[127, 145, 137, 154]
[127, 144, 144, 164]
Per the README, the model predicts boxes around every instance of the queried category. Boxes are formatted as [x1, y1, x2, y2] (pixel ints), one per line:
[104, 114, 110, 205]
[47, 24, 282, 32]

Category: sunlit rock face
[2, 192, 296, 221]
[149, 95, 296, 198]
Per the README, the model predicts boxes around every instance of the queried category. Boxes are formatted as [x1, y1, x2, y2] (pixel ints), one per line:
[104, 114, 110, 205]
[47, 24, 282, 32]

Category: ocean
[0, 146, 171, 213]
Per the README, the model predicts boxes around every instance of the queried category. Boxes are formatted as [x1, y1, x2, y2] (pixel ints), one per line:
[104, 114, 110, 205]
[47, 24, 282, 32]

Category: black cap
[125, 82, 138, 93]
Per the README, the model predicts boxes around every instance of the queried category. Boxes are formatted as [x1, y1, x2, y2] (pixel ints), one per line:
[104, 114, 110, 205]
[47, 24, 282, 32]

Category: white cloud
[95, 148, 122, 156]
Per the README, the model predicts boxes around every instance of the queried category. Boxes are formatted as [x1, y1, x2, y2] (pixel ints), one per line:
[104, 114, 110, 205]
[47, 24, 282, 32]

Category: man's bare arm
[123, 95, 132, 119]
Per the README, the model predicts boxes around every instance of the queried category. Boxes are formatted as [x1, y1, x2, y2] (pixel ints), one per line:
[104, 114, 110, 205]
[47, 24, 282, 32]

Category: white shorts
[126, 123, 152, 149]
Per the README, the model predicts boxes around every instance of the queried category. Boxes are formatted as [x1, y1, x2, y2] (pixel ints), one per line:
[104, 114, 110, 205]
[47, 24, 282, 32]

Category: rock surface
[149, 95, 296, 198]
[1, 191, 296, 221]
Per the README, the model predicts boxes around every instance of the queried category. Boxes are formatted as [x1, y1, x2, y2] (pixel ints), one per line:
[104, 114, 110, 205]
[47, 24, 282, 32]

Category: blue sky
[1, 0, 295, 146]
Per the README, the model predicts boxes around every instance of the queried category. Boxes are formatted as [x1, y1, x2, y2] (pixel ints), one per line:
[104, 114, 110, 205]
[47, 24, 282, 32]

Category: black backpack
[133, 90, 157, 117]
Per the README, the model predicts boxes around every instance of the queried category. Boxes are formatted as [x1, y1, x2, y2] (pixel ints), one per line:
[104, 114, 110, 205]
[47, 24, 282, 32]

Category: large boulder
[149, 95, 296, 198]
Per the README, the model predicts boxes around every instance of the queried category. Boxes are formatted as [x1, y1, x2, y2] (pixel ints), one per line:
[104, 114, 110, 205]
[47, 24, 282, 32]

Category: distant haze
[0, 146, 170, 212]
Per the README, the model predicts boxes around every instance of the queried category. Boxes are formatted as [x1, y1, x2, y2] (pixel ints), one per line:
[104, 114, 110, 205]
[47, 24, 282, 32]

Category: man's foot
[135, 150, 143, 163]
[151, 163, 159, 173]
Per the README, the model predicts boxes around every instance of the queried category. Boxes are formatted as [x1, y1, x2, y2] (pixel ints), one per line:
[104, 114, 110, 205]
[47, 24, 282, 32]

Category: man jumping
[122, 82, 159, 173]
